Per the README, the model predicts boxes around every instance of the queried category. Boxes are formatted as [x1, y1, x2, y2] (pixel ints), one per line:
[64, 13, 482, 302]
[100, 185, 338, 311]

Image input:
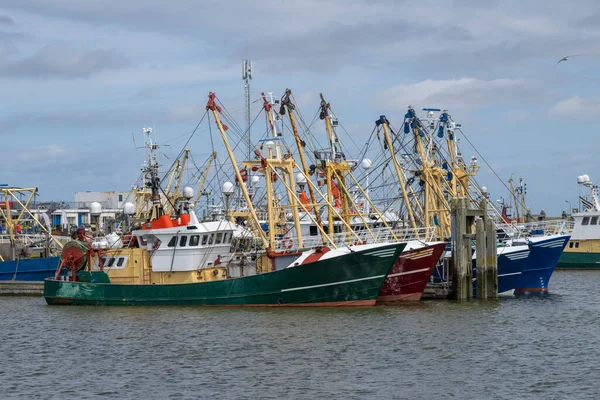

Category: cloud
[380, 77, 542, 111]
[0, 44, 129, 79]
[549, 96, 600, 120]
[0, 15, 14, 26]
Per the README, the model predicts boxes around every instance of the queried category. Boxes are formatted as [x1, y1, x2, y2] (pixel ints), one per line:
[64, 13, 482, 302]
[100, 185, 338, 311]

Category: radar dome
[251, 175, 260, 183]
[90, 202, 102, 215]
[583, 174, 591, 183]
[578, 175, 585, 184]
[182, 186, 194, 199]
[296, 173, 307, 185]
[361, 158, 373, 170]
[123, 202, 135, 215]
[222, 181, 235, 196]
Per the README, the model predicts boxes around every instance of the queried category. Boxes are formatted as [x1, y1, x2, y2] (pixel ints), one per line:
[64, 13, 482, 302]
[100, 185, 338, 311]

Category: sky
[1, 0, 600, 215]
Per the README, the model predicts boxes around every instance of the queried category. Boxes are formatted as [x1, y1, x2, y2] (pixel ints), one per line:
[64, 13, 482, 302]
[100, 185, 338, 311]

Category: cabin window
[208, 234, 214, 245]
[101, 257, 107, 265]
[168, 236, 177, 247]
[215, 232, 223, 244]
[575, 242, 580, 248]
[179, 235, 187, 247]
[227, 233, 233, 243]
[107, 257, 116, 267]
[582, 217, 590, 226]
[117, 257, 125, 267]
[569, 242, 574, 248]
[592, 217, 598, 225]
[309, 226, 318, 236]
[190, 235, 200, 246]
[201, 235, 208, 245]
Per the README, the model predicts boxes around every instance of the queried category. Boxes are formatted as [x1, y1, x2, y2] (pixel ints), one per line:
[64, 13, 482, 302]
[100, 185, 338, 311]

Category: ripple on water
[1, 271, 600, 399]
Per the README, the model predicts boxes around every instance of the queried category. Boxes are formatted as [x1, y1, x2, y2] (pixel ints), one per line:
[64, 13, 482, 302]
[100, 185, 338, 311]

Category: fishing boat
[557, 174, 600, 270]
[0, 187, 64, 281]
[378, 241, 446, 302]
[44, 92, 406, 306]
[44, 210, 406, 306]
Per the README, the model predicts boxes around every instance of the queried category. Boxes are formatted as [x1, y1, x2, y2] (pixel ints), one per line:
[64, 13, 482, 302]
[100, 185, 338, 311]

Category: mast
[261, 93, 303, 247]
[193, 151, 217, 204]
[377, 115, 418, 231]
[280, 89, 325, 239]
[141, 127, 164, 221]
[206, 92, 269, 248]
[319, 93, 351, 234]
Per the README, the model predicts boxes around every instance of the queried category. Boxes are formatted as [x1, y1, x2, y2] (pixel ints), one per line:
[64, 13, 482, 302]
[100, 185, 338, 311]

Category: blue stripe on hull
[515, 235, 569, 295]
[0, 257, 61, 281]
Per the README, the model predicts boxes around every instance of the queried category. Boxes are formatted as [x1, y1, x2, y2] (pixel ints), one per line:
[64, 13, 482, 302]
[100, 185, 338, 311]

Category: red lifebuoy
[236, 168, 248, 183]
[282, 237, 294, 249]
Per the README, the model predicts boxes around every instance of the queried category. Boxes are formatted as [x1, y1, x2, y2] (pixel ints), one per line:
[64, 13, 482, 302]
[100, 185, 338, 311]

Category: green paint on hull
[44, 243, 406, 306]
[557, 251, 600, 270]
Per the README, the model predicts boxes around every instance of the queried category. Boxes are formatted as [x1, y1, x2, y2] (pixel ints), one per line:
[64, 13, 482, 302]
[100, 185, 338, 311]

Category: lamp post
[565, 200, 572, 215]
[222, 182, 234, 220]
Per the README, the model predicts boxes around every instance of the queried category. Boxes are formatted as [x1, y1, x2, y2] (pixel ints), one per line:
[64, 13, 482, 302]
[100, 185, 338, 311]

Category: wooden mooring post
[450, 197, 497, 300]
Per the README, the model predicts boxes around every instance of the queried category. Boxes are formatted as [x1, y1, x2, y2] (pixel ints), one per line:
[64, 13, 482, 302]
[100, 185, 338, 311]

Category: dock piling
[451, 197, 498, 300]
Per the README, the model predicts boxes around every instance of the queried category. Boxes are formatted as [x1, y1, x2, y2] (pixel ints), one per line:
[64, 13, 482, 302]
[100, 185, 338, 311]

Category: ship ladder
[142, 264, 151, 284]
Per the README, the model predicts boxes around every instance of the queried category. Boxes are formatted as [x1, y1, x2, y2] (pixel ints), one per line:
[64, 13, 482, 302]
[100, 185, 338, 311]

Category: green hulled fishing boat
[44, 241, 405, 306]
[557, 174, 600, 270]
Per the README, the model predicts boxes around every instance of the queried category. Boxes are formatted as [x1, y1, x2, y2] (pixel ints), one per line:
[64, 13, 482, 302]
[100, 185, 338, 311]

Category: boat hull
[44, 243, 405, 306]
[496, 247, 529, 294]
[377, 242, 446, 303]
[0, 257, 60, 281]
[556, 250, 600, 270]
[515, 235, 569, 294]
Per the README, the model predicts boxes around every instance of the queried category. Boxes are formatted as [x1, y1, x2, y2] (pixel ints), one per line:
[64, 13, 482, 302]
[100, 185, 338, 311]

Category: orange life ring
[282, 237, 294, 249]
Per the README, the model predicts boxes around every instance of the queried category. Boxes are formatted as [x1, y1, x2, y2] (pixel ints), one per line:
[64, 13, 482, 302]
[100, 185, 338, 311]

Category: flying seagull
[556, 55, 576, 66]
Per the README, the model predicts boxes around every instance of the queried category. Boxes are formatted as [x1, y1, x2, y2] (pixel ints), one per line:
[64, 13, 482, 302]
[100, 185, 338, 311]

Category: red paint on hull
[514, 287, 549, 293]
[377, 242, 446, 303]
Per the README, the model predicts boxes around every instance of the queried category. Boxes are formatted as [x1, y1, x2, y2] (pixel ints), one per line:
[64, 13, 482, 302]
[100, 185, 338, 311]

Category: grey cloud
[246, 20, 473, 73]
[576, 11, 600, 27]
[0, 44, 129, 79]
[0, 15, 14, 26]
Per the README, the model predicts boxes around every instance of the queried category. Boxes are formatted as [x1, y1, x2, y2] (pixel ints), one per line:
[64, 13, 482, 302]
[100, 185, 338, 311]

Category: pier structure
[451, 197, 498, 300]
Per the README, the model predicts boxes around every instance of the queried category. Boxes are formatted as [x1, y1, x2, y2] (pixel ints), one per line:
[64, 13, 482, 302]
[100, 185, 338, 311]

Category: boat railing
[497, 219, 573, 239]
[273, 226, 436, 252]
[0, 233, 66, 249]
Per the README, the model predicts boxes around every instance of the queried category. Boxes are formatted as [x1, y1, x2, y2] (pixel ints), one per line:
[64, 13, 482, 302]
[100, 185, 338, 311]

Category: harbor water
[1, 271, 599, 399]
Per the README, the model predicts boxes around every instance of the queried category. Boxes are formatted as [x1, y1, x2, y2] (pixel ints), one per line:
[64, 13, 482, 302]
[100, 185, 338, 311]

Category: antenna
[242, 59, 252, 162]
